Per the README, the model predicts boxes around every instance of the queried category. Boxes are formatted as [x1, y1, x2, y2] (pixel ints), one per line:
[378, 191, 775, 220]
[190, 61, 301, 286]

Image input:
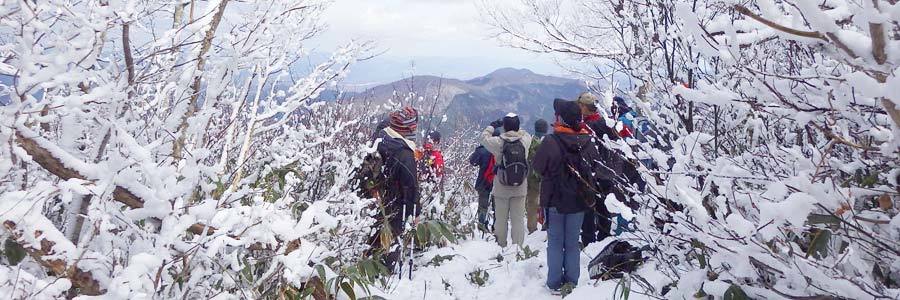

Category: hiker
[480, 113, 532, 247]
[366, 107, 422, 270]
[611, 96, 637, 138]
[532, 98, 608, 291]
[468, 136, 495, 230]
[576, 92, 619, 142]
[420, 131, 445, 182]
[526, 119, 548, 233]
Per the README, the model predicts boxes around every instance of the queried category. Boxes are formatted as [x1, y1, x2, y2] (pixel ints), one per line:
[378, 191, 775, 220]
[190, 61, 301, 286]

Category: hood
[378, 128, 416, 152]
[500, 130, 527, 142]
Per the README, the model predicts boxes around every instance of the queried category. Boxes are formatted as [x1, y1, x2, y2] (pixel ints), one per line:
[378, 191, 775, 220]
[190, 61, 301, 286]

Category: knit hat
[553, 98, 582, 129]
[534, 119, 548, 135]
[389, 107, 418, 138]
[502, 113, 520, 132]
[428, 131, 441, 144]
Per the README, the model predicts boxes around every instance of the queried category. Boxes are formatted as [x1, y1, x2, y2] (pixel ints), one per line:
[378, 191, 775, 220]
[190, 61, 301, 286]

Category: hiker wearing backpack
[468, 141, 495, 230]
[526, 119, 548, 233]
[480, 113, 532, 247]
[366, 107, 422, 270]
[532, 98, 608, 292]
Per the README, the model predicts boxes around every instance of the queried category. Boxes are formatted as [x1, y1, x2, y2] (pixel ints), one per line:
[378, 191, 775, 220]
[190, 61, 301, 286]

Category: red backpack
[484, 155, 496, 183]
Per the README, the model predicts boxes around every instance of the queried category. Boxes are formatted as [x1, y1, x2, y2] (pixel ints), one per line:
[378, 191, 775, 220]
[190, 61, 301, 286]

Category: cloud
[310, 0, 565, 81]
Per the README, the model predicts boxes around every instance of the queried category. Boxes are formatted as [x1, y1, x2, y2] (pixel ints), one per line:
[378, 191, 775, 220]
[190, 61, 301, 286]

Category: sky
[309, 0, 567, 84]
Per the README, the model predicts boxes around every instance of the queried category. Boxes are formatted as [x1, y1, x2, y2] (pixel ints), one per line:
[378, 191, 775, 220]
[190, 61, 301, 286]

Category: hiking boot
[547, 286, 562, 296]
[559, 283, 576, 296]
[477, 222, 491, 235]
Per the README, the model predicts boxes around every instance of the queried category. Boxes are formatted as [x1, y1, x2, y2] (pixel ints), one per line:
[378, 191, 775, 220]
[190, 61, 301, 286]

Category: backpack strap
[550, 134, 579, 156]
[551, 134, 603, 210]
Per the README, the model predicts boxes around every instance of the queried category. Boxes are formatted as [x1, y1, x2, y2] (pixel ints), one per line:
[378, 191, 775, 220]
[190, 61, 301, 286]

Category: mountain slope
[351, 68, 586, 134]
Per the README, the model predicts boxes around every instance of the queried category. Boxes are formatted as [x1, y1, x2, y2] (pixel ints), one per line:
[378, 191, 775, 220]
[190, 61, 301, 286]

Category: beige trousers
[494, 195, 526, 247]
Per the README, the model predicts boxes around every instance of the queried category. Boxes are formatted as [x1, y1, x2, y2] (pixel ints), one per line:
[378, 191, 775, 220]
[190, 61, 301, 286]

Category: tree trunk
[172, 0, 230, 160]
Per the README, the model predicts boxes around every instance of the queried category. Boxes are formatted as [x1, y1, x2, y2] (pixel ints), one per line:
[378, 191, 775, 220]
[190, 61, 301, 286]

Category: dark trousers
[476, 188, 492, 227]
[581, 198, 612, 245]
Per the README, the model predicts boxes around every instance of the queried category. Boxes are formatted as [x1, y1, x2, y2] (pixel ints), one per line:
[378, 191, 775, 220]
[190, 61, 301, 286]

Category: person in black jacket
[533, 98, 609, 291]
[469, 142, 494, 230]
[367, 107, 421, 270]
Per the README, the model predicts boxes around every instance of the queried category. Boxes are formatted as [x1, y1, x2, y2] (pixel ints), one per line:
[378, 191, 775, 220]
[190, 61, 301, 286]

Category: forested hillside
[346, 68, 585, 133]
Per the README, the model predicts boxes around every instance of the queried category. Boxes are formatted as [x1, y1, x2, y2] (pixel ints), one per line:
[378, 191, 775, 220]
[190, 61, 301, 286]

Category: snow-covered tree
[0, 0, 385, 298]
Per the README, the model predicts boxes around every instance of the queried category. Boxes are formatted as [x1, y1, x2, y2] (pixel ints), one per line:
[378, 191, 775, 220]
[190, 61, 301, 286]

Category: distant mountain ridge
[347, 68, 586, 134]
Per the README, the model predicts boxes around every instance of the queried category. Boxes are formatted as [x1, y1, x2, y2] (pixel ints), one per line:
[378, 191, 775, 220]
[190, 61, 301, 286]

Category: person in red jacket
[420, 131, 445, 182]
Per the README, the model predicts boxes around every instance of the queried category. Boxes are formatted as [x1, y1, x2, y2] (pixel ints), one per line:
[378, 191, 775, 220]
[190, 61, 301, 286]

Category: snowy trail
[374, 231, 659, 300]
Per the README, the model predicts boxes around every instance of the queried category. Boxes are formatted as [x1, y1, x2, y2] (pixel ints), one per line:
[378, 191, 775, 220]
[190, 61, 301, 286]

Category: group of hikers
[469, 92, 646, 291]
[357, 91, 650, 293]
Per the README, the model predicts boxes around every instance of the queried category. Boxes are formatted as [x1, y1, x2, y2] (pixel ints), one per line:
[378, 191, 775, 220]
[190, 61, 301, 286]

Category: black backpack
[497, 139, 528, 186]
[588, 240, 650, 280]
[551, 135, 599, 208]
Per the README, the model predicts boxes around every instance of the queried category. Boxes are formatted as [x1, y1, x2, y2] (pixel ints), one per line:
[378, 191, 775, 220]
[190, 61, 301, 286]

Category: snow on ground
[374, 231, 661, 300]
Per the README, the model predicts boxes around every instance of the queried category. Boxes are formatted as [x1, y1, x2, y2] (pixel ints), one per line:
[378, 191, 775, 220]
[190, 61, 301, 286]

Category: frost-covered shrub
[0, 0, 389, 298]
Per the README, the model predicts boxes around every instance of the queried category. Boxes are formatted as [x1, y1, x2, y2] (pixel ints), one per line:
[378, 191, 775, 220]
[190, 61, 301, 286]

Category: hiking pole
[408, 220, 414, 280]
[407, 203, 418, 280]
[398, 205, 407, 280]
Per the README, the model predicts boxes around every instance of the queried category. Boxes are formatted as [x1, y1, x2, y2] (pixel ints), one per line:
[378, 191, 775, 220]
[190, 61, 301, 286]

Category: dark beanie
[553, 98, 582, 129]
[534, 119, 548, 135]
[429, 131, 441, 143]
[502, 113, 520, 132]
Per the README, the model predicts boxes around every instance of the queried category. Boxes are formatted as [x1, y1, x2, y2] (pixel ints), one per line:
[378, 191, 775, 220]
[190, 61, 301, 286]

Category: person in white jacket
[480, 113, 532, 247]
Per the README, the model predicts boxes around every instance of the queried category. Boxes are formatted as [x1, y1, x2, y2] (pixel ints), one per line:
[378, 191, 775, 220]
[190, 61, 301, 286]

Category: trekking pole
[398, 205, 407, 280]
[405, 206, 416, 280]
[408, 220, 414, 280]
